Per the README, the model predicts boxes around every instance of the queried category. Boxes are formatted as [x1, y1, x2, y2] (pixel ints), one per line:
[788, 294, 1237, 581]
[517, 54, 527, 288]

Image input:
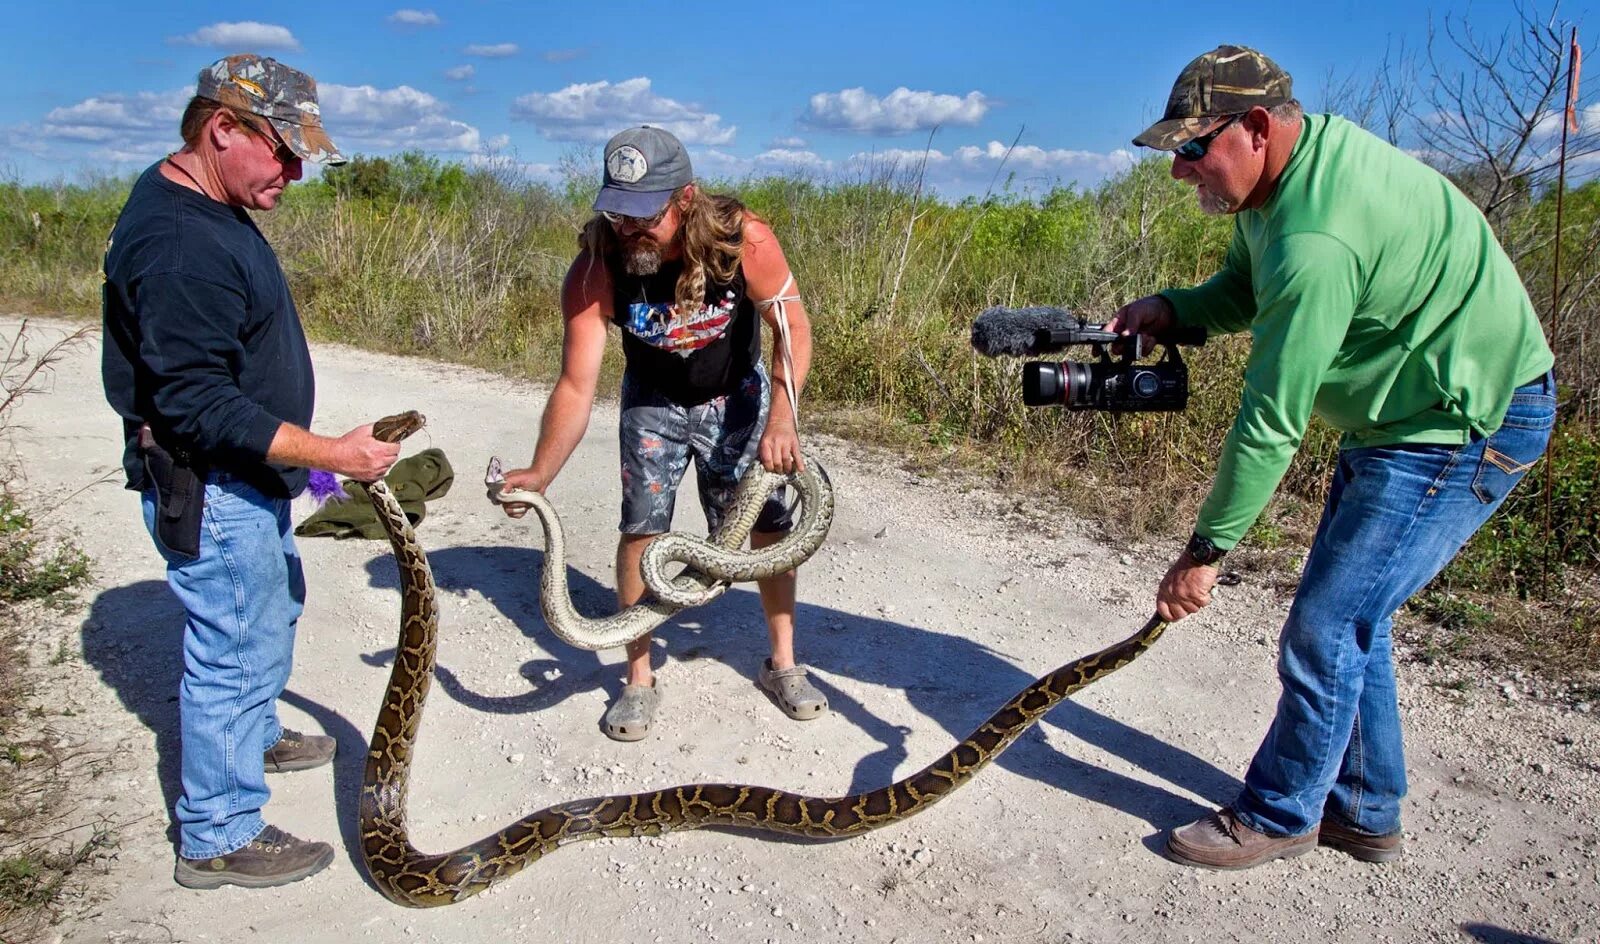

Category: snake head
[485, 455, 541, 505]
[373, 411, 426, 444]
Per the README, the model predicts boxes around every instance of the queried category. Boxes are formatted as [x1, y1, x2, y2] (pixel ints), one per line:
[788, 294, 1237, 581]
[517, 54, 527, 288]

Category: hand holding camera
[1105, 294, 1178, 352]
[970, 299, 1205, 411]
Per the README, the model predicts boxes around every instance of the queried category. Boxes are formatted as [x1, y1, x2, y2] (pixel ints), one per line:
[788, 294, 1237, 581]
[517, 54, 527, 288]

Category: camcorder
[970, 306, 1206, 412]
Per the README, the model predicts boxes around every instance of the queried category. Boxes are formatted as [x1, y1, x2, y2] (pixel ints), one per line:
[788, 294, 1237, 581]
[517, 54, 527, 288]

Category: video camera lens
[1022, 361, 1095, 407]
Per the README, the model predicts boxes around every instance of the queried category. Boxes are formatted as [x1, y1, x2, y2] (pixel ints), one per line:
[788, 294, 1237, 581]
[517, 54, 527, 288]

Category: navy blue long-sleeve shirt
[103, 162, 315, 497]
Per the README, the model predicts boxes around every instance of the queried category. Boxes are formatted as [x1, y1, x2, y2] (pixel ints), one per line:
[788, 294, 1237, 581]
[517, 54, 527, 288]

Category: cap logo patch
[233, 77, 264, 98]
[607, 145, 648, 184]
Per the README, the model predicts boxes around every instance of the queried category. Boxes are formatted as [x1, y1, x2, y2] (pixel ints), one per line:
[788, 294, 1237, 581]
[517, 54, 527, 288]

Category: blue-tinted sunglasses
[1174, 114, 1243, 162]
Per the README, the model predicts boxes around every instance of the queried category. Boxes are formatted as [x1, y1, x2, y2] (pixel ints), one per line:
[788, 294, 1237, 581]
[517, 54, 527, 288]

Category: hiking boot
[173, 825, 334, 889]
[1166, 807, 1318, 870]
[264, 728, 336, 773]
[1319, 816, 1404, 863]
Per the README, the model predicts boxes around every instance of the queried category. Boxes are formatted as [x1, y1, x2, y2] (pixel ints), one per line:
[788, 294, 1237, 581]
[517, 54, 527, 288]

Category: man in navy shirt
[102, 54, 398, 890]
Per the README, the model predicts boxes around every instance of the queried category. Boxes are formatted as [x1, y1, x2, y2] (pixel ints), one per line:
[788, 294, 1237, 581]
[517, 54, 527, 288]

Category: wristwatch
[1183, 532, 1227, 566]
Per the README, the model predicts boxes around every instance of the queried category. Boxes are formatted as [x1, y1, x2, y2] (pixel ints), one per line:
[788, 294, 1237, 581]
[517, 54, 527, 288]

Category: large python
[482, 451, 834, 650]
[358, 412, 1173, 909]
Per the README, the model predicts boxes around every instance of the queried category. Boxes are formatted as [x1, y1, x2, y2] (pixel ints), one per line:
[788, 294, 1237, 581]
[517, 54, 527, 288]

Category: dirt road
[6, 317, 1596, 944]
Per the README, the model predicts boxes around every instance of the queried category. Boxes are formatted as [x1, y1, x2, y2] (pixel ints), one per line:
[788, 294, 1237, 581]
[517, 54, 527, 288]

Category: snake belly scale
[357, 411, 1170, 908]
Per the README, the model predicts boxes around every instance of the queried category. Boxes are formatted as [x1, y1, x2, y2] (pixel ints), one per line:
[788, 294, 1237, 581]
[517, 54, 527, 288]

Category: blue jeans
[142, 476, 305, 859]
[1235, 372, 1556, 838]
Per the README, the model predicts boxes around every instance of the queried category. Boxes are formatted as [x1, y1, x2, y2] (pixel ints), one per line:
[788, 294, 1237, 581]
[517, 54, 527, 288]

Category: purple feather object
[307, 468, 342, 506]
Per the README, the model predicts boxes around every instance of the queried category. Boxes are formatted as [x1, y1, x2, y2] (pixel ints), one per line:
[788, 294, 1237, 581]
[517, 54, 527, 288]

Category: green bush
[0, 493, 89, 606]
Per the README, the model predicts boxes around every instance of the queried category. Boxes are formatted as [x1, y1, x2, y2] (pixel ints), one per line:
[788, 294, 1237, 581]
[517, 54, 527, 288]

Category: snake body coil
[358, 412, 1169, 908]
[486, 457, 834, 650]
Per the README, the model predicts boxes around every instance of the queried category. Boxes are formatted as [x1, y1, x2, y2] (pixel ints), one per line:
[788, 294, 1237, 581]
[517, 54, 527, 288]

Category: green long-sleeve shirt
[1161, 114, 1553, 550]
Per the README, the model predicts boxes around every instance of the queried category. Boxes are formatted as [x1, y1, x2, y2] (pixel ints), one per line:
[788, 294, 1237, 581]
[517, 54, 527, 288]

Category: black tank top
[610, 257, 761, 405]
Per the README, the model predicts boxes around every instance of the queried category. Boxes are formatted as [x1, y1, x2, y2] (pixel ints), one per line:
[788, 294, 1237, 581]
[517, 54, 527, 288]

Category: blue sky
[4, 1, 1598, 197]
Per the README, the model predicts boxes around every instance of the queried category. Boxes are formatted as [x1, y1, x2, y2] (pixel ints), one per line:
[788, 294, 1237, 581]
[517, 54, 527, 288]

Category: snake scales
[358, 411, 1171, 909]
[482, 450, 835, 651]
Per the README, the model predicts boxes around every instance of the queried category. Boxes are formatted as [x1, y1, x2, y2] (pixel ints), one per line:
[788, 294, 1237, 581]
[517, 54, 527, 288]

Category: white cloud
[696, 148, 833, 177]
[669, 137, 1130, 197]
[542, 48, 585, 63]
[834, 141, 1133, 196]
[768, 135, 808, 149]
[42, 90, 188, 144]
[0, 125, 50, 158]
[804, 87, 989, 135]
[848, 147, 952, 167]
[388, 9, 441, 26]
[16, 88, 190, 165]
[465, 43, 520, 58]
[466, 152, 560, 184]
[952, 141, 1136, 178]
[320, 84, 481, 152]
[445, 64, 475, 81]
[169, 21, 301, 51]
[510, 77, 735, 145]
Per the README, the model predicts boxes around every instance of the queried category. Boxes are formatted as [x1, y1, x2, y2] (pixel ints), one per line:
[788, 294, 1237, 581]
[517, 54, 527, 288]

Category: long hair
[578, 186, 753, 312]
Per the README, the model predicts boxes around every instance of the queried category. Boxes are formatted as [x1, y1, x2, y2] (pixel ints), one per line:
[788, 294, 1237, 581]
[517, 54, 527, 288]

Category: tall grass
[0, 322, 101, 942]
[1, 151, 1596, 670]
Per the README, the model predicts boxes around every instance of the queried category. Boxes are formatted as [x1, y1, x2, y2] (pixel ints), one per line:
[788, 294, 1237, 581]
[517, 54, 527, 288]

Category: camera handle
[1098, 337, 1189, 370]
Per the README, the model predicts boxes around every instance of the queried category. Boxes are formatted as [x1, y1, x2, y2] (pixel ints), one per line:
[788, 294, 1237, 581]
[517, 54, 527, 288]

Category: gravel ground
[5, 317, 1597, 944]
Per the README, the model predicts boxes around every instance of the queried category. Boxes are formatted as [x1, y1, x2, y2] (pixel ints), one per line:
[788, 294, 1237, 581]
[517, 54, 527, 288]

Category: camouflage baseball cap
[196, 54, 346, 165]
[1133, 45, 1293, 150]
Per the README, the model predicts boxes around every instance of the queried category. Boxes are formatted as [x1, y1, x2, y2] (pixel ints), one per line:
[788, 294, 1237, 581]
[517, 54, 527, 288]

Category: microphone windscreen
[970, 305, 1078, 356]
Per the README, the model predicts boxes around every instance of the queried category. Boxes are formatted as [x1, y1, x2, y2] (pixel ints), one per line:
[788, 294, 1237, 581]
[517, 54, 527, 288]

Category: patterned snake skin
[357, 412, 1171, 908]
[483, 453, 834, 650]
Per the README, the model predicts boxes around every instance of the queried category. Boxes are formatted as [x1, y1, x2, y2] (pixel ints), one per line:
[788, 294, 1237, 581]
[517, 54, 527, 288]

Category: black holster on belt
[138, 424, 207, 559]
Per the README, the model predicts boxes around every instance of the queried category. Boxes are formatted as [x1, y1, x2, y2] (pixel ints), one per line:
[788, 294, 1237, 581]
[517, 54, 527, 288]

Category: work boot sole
[1318, 826, 1404, 863]
[264, 754, 335, 774]
[173, 845, 334, 889]
[1165, 832, 1318, 871]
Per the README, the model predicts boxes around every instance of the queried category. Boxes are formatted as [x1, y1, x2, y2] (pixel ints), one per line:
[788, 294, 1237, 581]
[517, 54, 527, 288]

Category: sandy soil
[4, 317, 1597, 944]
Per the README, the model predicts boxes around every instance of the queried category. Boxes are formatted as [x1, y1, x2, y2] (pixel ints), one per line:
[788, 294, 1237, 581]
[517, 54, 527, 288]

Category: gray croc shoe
[603, 682, 661, 742]
[759, 660, 828, 720]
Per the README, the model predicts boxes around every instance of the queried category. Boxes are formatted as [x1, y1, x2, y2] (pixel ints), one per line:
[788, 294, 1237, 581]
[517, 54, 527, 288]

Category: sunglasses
[243, 116, 299, 165]
[1174, 114, 1243, 162]
[601, 203, 670, 229]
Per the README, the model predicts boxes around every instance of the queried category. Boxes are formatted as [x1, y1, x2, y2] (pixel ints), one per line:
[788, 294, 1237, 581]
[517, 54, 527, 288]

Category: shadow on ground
[79, 580, 381, 891]
[1458, 924, 1562, 944]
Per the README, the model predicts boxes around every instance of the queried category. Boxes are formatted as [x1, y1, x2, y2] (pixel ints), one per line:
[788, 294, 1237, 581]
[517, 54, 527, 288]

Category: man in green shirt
[1110, 45, 1556, 870]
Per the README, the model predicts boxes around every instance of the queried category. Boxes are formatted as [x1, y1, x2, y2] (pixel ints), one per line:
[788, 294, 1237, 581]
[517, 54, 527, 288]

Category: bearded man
[497, 126, 828, 741]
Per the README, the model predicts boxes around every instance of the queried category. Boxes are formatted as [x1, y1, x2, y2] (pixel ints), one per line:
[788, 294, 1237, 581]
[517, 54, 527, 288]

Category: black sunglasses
[601, 203, 670, 229]
[242, 116, 299, 164]
[1174, 114, 1243, 162]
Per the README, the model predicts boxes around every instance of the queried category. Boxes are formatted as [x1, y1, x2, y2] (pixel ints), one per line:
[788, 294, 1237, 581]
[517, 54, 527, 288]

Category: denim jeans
[1234, 372, 1556, 839]
[142, 476, 305, 859]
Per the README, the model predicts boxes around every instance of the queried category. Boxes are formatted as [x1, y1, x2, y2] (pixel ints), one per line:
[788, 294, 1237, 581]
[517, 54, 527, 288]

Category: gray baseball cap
[594, 126, 694, 217]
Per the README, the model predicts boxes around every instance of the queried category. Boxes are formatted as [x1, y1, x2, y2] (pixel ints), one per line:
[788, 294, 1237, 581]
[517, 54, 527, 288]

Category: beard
[1194, 184, 1234, 216]
[620, 236, 663, 276]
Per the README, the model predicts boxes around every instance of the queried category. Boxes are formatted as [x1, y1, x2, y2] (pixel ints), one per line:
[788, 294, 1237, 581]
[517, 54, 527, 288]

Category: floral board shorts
[618, 364, 794, 536]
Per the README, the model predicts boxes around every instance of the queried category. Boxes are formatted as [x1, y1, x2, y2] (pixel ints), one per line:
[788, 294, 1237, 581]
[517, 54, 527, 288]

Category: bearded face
[1193, 184, 1235, 216]
[621, 234, 663, 276]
